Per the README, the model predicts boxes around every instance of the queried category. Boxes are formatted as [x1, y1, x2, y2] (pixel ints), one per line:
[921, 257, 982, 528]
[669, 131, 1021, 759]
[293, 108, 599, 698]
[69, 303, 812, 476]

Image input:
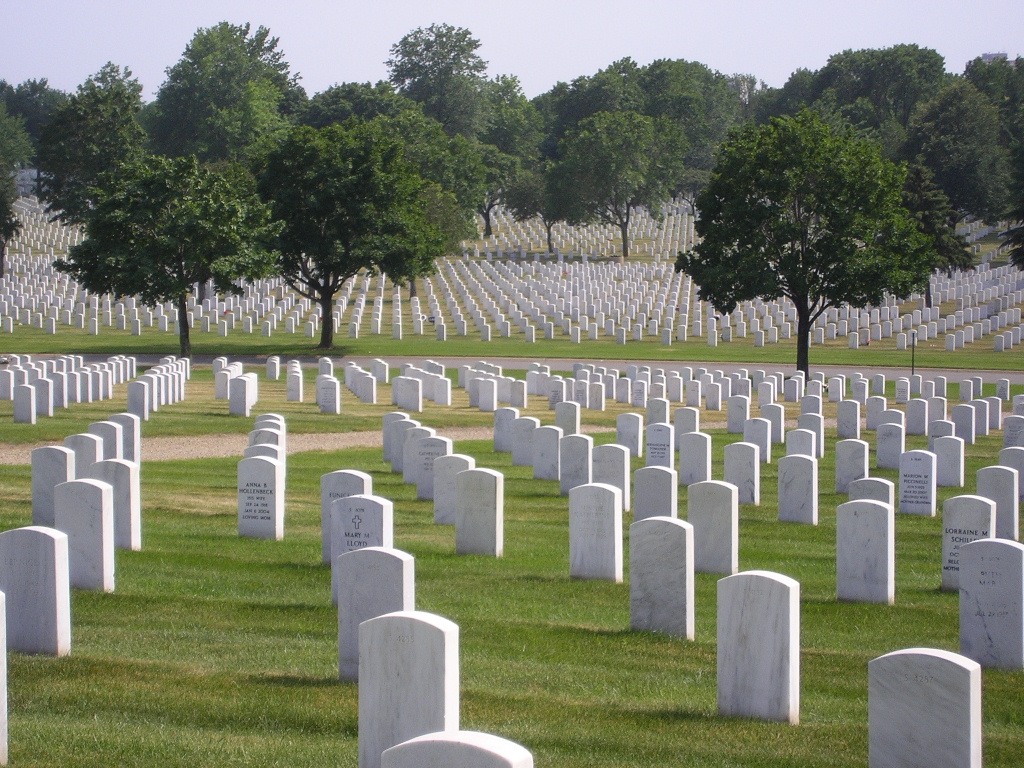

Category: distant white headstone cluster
[3, 353, 137, 423]
[5, 199, 1023, 360]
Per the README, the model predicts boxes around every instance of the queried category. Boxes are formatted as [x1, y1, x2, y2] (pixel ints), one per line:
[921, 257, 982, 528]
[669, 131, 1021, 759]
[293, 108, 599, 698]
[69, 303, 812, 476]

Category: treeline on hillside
[1, 24, 1023, 354]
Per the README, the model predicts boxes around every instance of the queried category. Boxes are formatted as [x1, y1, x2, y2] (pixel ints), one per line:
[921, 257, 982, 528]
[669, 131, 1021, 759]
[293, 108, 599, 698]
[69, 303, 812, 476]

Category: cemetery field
[3, 319, 1024, 371]
[0, 368, 1022, 766]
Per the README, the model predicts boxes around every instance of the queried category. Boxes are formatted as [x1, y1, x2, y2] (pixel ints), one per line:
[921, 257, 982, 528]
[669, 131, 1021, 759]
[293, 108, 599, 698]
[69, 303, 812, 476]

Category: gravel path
[0, 425, 616, 465]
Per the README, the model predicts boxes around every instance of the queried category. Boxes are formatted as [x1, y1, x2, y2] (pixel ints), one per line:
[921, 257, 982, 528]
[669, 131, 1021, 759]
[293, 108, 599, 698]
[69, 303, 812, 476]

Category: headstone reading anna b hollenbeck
[237, 456, 285, 540]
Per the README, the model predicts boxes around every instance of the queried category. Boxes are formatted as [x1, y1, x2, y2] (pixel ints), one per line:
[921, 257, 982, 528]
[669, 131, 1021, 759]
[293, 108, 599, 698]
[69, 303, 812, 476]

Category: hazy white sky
[4, 0, 1022, 100]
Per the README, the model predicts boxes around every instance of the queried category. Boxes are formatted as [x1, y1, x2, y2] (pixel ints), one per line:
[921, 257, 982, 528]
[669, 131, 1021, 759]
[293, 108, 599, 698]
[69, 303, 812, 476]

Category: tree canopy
[903, 79, 1010, 221]
[36, 63, 145, 225]
[54, 155, 279, 357]
[0, 102, 33, 276]
[0, 78, 68, 155]
[901, 161, 971, 304]
[677, 109, 931, 373]
[386, 23, 489, 138]
[557, 110, 687, 261]
[299, 81, 417, 128]
[147, 22, 302, 162]
[254, 122, 451, 348]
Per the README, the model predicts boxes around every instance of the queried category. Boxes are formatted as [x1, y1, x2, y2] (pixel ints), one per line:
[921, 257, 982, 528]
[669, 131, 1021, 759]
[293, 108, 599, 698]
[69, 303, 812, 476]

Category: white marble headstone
[630, 517, 694, 639]
[358, 611, 459, 768]
[717, 570, 800, 724]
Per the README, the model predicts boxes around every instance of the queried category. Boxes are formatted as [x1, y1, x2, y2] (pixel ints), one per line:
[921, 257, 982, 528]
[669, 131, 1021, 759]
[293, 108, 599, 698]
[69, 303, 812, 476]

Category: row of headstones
[4, 354, 136, 423]
[516, 406, 1024, 676]
[229, 407, 535, 766]
[472, 202, 693, 260]
[3, 352, 186, 425]
[5, 190, 1020, 355]
[208, 357, 260, 416]
[329, 497, 1015, 768]
[495, 387, 1023, 586]
[237, 414, 289, 540]
[333, 501, 1007, 765]
[125, 357, 190, 421]
[377, 413, 506, 557]
[433, 257, 688, 344]
[0, 410, 146, 762]
[433, 242, 1024, 353]
[119, 397, 1015, 765]
[27, 409, 144, 584]
[632, 388, 1022, 534]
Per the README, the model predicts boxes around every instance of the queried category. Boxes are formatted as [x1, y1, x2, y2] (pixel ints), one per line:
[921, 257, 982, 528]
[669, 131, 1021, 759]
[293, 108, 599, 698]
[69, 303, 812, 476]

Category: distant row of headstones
[467, 201, 696, 261]
[4, 196, 1023, 359]
[2, 353, 190, 425]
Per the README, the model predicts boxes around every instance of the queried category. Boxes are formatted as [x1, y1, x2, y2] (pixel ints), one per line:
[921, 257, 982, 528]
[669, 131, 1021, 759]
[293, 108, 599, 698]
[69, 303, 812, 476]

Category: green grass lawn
[0, 369, 1021, 766]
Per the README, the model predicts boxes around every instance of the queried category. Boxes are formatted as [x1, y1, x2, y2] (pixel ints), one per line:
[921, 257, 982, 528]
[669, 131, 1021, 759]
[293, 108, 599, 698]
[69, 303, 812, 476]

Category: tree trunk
[0, 239, 6, 279]
[618, 218, 629, 263]
[546, 221, 554, 254]
[925, 273, 934, 308]
[408, 279, 418, 299]
[317, 291, 335, 349]
[482, 207, 493, 238]
[795, 301, 812, 376]
[198, 281, 208, 304]
[177, 294, 192, 358]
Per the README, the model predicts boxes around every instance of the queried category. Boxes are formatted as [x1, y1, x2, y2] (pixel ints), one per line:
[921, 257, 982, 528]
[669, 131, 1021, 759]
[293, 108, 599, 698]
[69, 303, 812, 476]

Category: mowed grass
[0, 370, 1021, 766]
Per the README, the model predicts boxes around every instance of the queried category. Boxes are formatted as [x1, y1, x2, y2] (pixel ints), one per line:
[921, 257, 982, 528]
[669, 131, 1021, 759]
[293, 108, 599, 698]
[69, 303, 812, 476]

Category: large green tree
[677, 110, 931, 374]
[254, 122, 450, 348]
[476, 74, 543, 237]
[504, 161, 573, 253]
[386, 24, 489, 138]
[0, 102, 33, 277]
[148, 22, 302, 162]
[54, 155, 279, 357]
[1005, 140, 1024, 269]
[903, 79, 1010, 220]
[902, 162, 971, 305]
[964, 55, 1024, 146]
[557, 110, 687, 261]
[533, 58, 647, 158]
[299, 81, 417, 128]
[0, 78, 68, 154]
[639, 58, 744, 182]
[36, 63, 145, 225]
